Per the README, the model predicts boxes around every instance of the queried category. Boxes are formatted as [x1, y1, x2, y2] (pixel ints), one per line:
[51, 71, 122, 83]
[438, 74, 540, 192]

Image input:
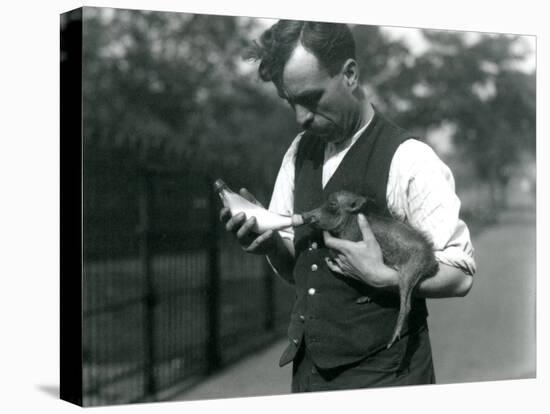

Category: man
[220, 20, 476, 392]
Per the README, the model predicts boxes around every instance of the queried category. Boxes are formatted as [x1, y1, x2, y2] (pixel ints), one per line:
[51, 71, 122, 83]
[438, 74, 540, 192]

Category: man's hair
[245, 20, 356, 91]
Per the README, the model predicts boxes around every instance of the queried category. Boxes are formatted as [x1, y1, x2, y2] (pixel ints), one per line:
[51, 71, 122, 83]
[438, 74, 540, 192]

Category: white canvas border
[0, 0, 545, 413]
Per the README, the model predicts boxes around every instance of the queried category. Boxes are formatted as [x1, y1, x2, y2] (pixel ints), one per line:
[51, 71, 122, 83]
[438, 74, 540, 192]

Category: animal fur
[300, 191, 439, 348]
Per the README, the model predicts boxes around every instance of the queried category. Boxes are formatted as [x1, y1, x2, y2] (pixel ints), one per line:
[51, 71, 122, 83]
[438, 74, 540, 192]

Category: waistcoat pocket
[354, 333, 409, 373]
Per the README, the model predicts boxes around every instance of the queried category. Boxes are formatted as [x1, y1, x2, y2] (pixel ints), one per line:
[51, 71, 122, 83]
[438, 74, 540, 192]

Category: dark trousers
[291, 326, 436, 393]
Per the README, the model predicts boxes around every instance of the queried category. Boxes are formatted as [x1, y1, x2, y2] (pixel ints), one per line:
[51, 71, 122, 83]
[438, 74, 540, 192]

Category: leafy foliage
[352, 26, 535, 209]
[82, 9, 535, 208]
[83, 8, 297, 199]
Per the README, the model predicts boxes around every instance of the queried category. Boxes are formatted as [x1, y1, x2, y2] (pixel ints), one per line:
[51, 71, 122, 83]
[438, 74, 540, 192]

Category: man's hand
[219, 188, 277, 255]
[323, 213, 398, 289]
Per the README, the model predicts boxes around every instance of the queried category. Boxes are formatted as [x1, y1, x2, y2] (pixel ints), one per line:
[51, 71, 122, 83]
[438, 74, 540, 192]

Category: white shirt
[268, 123, 477, 276]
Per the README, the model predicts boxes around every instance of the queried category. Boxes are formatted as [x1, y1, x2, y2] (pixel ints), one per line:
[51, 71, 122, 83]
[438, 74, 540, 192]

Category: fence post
[207, 176, 221, 372]
[138, 167, 157, 400]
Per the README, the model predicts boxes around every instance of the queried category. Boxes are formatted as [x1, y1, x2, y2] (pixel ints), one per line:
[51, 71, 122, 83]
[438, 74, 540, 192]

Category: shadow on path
[171, 338, 292, 402]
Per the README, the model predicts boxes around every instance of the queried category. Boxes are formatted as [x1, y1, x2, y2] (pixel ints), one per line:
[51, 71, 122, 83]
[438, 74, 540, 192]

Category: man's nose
[295, 105, 314, 130]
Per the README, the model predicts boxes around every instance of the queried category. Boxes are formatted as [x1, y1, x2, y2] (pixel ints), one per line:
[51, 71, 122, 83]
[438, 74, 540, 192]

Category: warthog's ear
[350, 196, 367, 213]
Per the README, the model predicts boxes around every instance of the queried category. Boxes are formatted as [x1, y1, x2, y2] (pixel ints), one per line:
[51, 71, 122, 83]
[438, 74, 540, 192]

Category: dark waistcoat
[279, 109, 429, 370]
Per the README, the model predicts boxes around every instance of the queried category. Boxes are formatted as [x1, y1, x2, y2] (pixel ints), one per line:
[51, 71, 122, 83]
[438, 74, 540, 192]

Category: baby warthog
[300, 191, 439, 348]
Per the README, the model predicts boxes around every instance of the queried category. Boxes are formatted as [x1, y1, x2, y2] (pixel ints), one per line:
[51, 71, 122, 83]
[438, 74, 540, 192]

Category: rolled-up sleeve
[387, 139, 476, 275]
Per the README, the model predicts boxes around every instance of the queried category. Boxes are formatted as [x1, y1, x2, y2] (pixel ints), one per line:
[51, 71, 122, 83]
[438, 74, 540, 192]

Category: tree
[83, 8, 297, 197]
[354, 26, 535, 211]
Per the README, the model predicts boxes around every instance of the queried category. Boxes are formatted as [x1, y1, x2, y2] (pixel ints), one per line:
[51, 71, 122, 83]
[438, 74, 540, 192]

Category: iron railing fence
[82, 146, 293, 406]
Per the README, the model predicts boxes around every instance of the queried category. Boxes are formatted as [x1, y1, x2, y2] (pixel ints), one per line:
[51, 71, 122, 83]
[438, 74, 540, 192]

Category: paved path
[170, 339, 291, 401]
[429, 209, 536, 383]
[171, 209, 536, 401]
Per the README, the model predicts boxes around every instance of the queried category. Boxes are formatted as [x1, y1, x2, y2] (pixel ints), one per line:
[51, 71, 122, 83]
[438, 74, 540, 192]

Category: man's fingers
[239, 188, 264, 207]
[324, 257, 343, 274]
[323, 231, 350, 252]
[357, 213, 376, 242]
[225, 212, 246, 233]
[334, 256, 345, 269]
[245, 229, 273, 252]
[220, 207, 231, 223]
[236, 217, 256, 240]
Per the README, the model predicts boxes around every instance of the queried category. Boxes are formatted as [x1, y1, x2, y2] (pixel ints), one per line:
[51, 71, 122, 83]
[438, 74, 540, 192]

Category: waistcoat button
[311, 264, 318, 272]
[308, 288, 316, 296]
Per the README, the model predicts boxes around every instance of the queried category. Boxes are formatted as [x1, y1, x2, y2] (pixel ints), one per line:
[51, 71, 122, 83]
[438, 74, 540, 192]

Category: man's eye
[301, 93, 322, 108]
[302, 97, 314, 106]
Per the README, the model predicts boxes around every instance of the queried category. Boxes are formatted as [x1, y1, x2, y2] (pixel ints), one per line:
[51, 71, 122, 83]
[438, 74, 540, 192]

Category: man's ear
[342, 59, 359, 89]
[350, 196, 367, 213]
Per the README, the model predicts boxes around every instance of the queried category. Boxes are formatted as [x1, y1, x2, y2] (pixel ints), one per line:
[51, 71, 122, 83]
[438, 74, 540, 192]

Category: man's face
[280, 45, 359, 143]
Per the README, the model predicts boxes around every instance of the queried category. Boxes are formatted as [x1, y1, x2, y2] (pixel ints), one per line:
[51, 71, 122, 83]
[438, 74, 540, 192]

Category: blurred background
[63, 6, 535, 406]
